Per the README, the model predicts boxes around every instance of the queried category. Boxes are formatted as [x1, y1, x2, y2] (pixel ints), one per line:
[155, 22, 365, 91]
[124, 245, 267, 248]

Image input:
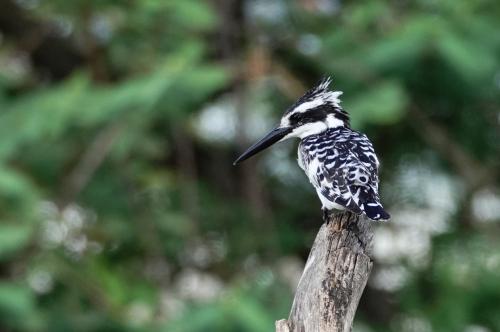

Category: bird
[233, 77, 390, 222]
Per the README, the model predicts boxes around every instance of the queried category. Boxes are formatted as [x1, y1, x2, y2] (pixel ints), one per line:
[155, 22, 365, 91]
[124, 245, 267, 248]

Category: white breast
[306, 158, 320, 185]
[298, 146, 321, 186]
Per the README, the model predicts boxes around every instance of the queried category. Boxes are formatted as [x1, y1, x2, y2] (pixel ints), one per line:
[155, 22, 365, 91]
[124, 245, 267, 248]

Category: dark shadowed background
[0, 0, 499, 331]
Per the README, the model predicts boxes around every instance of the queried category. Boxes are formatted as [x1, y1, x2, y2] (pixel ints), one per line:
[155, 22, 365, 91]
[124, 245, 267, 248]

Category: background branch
[59, 122, 124, 205]
[409, 106, 497, 189]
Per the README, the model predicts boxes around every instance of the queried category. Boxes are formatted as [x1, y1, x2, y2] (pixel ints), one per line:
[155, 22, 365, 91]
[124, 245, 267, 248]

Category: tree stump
[276, 211, 373, 332]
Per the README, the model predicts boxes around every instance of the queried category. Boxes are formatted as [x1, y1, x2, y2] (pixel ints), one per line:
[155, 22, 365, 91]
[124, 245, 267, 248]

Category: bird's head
[234, 77, 349, 165]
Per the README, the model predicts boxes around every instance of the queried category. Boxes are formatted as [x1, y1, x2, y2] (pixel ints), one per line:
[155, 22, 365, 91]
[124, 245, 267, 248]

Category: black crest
[285, 77, 333, 115]
[285, 76, 350, 127]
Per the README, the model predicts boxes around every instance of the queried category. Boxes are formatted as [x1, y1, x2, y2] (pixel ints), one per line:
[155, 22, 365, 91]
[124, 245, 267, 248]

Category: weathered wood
[276, 211, 373, 332]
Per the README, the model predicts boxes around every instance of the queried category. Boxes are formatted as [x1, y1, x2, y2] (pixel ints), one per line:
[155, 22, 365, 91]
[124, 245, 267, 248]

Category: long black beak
[233, 126, 292, 165]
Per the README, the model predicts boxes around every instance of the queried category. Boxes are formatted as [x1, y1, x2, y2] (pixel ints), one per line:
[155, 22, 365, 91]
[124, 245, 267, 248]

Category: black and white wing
[299, 128, 390, 221]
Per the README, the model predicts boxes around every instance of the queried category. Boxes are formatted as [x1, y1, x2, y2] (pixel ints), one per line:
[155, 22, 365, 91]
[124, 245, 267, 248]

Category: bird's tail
[363, 202, 390, 221]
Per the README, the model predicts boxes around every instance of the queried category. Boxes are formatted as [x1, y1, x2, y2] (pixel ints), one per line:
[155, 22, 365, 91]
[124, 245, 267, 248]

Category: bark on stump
[276, 211, 373, 332]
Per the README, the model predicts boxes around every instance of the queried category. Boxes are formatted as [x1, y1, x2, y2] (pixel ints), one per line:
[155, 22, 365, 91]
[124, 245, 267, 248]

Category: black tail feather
[363, 202, 390, 221]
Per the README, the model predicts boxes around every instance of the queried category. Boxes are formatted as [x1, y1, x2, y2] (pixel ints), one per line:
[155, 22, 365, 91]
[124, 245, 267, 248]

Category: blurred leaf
[345, 80, 408, 126]
[0, 223, 33, 260]
[437, 31, 497, 83]
[0, 43, 227, 161]
[359, 15, 434, 71]
[0, 283, 42, 330]
[166, 0, 217, 31]
[0, 166, 38, 209]
[224, 295, 273, 332]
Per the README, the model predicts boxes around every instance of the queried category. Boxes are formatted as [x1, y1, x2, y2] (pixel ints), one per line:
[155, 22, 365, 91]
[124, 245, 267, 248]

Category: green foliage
[0, 0, 499, 331]
[0, 223, 33, 260]
[0, 283, 42, 330]
[345, 80, 408, 127]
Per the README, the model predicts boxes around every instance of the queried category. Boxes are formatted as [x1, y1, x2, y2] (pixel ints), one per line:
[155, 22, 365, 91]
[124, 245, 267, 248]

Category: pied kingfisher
[234, 77, 390, 221]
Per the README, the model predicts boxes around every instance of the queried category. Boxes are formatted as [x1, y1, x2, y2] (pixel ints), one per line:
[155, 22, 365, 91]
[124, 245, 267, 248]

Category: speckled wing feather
[298, 127, 390, 220]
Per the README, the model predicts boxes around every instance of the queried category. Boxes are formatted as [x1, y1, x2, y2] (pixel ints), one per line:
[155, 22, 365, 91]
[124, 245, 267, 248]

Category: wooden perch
[276, 211, 373, 332]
